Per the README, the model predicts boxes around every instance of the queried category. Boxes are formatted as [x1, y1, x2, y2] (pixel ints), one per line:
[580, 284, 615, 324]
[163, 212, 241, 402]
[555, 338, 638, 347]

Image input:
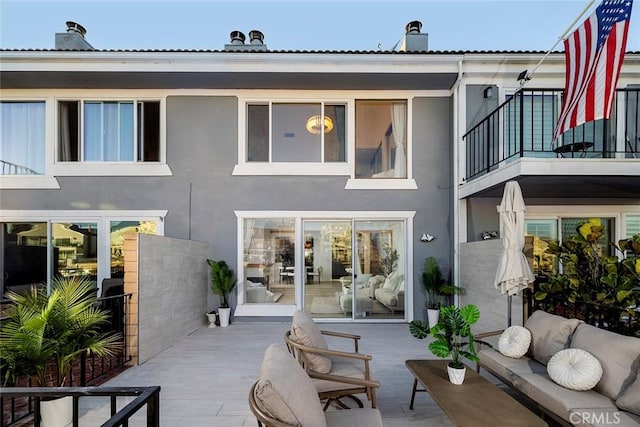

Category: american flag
[553, 0, 633, 141]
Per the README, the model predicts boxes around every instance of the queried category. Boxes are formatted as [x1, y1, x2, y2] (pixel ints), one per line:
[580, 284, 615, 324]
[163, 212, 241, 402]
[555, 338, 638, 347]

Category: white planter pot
[40, 395, 73, 427]
[218, 307, 231, 327]
[447, 364, 466, 385]
[427, 308, 440, 328]
[206, 312, 217, 328]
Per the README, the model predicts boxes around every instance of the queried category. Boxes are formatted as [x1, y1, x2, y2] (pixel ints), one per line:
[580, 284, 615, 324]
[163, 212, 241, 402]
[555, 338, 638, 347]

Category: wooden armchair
[249, 344, 383, 427]
[284, 310, 380, 409]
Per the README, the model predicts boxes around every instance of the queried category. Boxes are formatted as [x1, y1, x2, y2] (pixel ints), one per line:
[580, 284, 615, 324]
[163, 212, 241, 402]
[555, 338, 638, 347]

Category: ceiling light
[306, 115, 334, 134]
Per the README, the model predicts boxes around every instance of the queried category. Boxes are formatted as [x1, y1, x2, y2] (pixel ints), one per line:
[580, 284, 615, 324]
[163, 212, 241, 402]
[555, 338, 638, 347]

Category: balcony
[461, 88, 640, 198]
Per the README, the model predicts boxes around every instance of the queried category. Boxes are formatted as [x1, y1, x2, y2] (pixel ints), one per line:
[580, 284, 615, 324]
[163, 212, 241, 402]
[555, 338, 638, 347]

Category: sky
[0, 0, 639, 52]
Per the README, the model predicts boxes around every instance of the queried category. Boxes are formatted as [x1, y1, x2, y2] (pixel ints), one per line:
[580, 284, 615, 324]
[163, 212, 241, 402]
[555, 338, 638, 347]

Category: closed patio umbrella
[494, 180, 535, 326]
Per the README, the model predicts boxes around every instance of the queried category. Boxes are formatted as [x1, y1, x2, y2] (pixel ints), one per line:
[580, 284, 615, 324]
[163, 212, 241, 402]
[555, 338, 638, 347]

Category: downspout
[451, 59, 463, 307]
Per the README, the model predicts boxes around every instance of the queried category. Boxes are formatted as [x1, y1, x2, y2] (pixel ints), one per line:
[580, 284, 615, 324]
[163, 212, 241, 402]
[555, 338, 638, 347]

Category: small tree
[0, 276, 122, 387]
[207, 259, 237, 308]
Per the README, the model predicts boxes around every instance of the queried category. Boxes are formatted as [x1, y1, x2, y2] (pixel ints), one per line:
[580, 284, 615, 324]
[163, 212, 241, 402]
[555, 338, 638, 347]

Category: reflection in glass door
[303, 219, 406, 320]
[303, 221, 351, 319]
[354, 220, 405, 320]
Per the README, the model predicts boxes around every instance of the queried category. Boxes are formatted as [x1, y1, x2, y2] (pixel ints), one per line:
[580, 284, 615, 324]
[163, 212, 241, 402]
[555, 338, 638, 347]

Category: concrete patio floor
[76, 321, 536, 426]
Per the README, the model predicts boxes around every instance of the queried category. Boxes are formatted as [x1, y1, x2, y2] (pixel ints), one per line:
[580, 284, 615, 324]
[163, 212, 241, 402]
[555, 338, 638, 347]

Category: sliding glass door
[302, 219, 405, 320]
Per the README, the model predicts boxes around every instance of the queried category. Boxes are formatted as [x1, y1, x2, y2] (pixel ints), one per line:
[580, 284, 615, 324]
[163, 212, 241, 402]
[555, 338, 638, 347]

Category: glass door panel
[1, 222, 48, 298]
[52, 222, 98, 287]
[354, 220, 405, 319]
[243, 218, 296, 305]
[303, 221, 351, 319]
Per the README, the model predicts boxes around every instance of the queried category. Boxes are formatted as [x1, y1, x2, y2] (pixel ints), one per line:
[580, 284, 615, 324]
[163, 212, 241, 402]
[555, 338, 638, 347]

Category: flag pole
[521, 0, 597, 86]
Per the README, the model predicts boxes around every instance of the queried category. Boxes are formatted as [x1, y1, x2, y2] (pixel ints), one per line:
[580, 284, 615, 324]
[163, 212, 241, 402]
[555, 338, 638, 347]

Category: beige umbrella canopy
[494, 181, 535, 325]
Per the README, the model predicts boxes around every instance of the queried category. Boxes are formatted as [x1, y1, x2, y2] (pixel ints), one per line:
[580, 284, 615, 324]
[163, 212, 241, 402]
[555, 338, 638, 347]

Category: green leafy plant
[535, 219, 639, 319]
[381, 243, 399, 277]
[409, 304, 489, 369]
[207, 259, 237, 308]
[0, 276, 122, 386]
[421, 256, 463, 309]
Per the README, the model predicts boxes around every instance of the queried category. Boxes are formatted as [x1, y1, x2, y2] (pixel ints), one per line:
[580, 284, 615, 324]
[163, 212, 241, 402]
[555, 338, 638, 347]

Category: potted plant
[409, 304, 489, 384]
[207, 259, 237, 327]
[421, 256, 463, 327]
[0, 276, 122, 426]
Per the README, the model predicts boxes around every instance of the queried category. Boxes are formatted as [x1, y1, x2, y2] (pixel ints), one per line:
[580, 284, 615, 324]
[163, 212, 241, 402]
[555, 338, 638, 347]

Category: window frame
[54, 96, 167, 173]
[0, 210, 166, 295]
[0, 90, 171, 189]
[233, 92, 418, 189]
[233, 210, 415, 319]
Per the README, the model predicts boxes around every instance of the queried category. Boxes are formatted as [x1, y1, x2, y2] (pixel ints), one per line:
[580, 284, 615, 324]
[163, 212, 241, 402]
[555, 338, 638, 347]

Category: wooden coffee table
[405, 360, 546, 426]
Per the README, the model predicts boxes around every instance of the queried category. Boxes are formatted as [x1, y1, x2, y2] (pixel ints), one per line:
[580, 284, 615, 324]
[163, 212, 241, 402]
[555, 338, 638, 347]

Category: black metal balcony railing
[0, 386, 160, 427]
[463, 88, 640, 182]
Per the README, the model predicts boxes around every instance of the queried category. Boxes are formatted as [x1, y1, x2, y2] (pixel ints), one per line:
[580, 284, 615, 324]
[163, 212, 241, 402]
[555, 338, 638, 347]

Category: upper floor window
[58, 100, 160, 162]
[0, 101, 46, 175]
[355, 100, 407, 179]
[247, 102, 346, 163]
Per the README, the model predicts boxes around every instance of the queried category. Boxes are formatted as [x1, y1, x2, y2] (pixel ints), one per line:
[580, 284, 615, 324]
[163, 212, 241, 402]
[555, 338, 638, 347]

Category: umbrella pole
[507, 295, 512, 327]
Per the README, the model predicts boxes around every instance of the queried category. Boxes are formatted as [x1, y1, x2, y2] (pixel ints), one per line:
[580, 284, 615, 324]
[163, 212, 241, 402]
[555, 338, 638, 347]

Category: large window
[58, 100, 160, 162]
[237, 212, 412, 321]
[0, 101, 46, 175]
[0, 212, 163, 299]
[247, 102, 346, 163]
[355, 100, 407, 178]
[526, 217, 614, 276]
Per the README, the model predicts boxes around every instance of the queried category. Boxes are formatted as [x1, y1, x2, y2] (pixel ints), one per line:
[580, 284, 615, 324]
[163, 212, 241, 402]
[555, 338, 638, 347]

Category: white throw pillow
[547, 348, 603, 391]
[498, 326, 531, 358]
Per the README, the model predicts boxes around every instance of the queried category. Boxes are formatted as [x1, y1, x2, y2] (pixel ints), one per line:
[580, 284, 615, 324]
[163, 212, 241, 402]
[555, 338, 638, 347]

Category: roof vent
[400, 20, 428, 52]
[66, 21, 87, 38]
[405, 20, 422, 35]
[224, 29, 267, 51]
[229, 30, 246, 45]
[55, 21, 94, 50]
[249, 30, 264, 45]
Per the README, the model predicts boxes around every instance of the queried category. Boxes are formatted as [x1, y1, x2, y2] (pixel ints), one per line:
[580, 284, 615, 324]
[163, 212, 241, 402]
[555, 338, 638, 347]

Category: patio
[70, 320, 550, 427]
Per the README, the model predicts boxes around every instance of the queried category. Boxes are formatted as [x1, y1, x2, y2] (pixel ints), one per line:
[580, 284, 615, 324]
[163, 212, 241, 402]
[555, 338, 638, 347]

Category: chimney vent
[55, 21, 94, 50]
[249, 30, 264, 45]
[66, 21, 87, 38]
[400, 20, 428, 52]
[405, 20, 422, 34]
[224, 29, 267, 51]
[229, 30, 246, 45]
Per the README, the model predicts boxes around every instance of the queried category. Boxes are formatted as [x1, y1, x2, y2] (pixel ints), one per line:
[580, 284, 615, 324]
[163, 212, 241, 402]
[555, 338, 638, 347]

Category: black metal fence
[525, 288, 639, 338]
[463, 88, 640, 182]
[0, 386, 160, 427]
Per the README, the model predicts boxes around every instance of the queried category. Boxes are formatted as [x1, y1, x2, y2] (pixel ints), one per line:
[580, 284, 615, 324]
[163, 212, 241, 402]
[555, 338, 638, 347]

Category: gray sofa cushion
[516, 372, 619, 423]
[254, 344, 327, 427]
[479, 347, 547, 382]
[617, 373, 640, 415]
[525, 310, 583, 365]
[570, 323, 640, 400]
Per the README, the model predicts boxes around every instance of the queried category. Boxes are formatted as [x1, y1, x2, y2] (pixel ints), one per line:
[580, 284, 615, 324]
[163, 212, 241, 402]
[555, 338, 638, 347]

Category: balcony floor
[76, 321, 548, 426]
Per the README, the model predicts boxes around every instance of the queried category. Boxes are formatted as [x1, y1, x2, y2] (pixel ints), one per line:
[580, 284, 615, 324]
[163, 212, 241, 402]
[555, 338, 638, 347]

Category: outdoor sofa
[477, 310, 640, 426]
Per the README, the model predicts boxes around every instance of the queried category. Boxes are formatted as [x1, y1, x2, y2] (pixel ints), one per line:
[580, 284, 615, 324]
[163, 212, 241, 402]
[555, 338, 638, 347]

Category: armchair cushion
[254, 344, 327, 427]
[291, 310, 332, 373]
